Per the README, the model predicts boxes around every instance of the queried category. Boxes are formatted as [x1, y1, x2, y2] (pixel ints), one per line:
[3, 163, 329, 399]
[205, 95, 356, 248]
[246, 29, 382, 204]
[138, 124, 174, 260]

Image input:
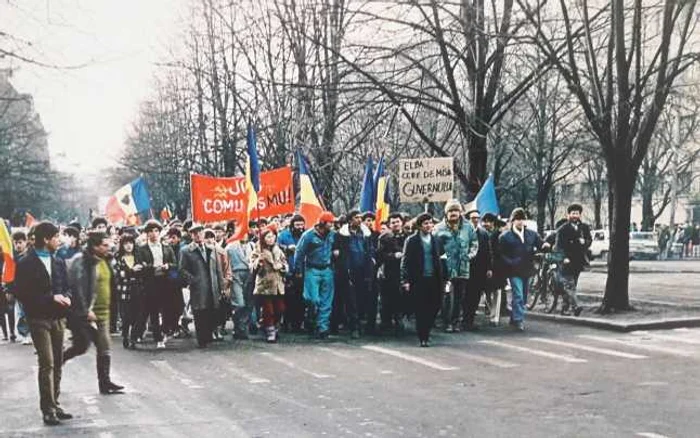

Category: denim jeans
[303, 267, 335, 333]
[231, 269, 253, 335]
[509, 276, 529, 323]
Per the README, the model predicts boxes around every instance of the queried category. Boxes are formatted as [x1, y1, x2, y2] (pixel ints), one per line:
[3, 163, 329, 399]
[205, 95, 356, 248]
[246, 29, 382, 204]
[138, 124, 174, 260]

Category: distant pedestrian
[554, 204, 591, 316]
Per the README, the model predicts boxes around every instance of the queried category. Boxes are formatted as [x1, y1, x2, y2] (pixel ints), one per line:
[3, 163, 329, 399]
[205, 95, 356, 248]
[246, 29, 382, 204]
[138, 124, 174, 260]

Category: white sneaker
[156, 341, 166, 349]
[21, 337, 32, 345]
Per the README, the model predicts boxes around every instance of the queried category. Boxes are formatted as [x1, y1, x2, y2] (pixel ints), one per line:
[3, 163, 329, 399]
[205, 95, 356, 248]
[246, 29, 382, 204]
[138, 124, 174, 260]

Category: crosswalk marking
[445, 350, 518, 368]
[530, 338, 648, 359]
[478, 340, 587, 363]
[578, 335, 694, 358]
[150, 360, 204, 389]
[317, 346, 356, 359]
[632, 330, 700, 346]
[231, 367, 271, 384]
[636, 432, 672, 438]
[362, 346, 459, 371]
[259, 352, 334, 379]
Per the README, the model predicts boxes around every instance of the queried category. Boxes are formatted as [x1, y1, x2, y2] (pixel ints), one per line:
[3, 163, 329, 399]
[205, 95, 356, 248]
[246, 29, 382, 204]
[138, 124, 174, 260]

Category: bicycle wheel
[527, 274, 542, 310]
[546, 274, 560, 314]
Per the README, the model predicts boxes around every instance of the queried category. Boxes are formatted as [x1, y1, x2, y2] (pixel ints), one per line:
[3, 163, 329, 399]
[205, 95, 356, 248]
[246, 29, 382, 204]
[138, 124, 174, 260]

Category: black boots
[97, 355, 124, 395]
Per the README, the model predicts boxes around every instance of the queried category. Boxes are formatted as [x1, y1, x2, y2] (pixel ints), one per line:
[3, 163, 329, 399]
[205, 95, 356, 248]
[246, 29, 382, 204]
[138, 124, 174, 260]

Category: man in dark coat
[136, 220, 177, 349]
[179, 224, 224, 348]
[13, 222, 73, 426]
[499, 208, 549, 331]
[400, 213, 446, 347]
[482, 213, 507, 325]
[377, 213, 408, 333]
[464, 209, 492, 331]
[554, 203, 592, 316]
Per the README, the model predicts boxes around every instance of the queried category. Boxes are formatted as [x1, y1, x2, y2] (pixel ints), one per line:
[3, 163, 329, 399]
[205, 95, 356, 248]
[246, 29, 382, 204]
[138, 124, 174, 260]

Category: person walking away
[250, 226, 288, 343]
[464, 209, 492, 331]
[499, 208, 549, 331]
[554, 204, 592, 316]
[294, 212, 337, 339]
[136, 220, 176, 349]
[377, 213, 408, 334]
[401, 213, 446, 347]
[277, 215, 306, 333]
[63, 232, 125, 395]
[114, 233, 144, 349]
[14, 222, 73, 425]
[481, 214, 506, 326]
[434, 199, 478, 332]
[179, 224, 224, 348]
[335, 210, 374, 339]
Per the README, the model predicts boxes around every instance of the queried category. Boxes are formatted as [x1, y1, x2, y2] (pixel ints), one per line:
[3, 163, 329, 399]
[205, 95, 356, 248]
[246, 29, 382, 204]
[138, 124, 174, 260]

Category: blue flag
[475, 174, 499, 216]
[359, 156, 375, 213]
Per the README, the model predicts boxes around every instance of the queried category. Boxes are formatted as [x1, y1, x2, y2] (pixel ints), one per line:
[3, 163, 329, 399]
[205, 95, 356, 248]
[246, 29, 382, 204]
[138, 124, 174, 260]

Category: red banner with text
[191, 167, 295, 223]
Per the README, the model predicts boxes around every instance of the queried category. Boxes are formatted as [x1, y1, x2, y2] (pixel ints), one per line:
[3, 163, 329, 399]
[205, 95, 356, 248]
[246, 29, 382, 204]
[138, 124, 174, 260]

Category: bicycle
[527, 252, 565, 313]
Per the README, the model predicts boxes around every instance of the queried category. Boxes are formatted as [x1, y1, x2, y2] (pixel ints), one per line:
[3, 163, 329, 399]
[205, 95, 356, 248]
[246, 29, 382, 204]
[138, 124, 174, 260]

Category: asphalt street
[2, 320, 699, 438]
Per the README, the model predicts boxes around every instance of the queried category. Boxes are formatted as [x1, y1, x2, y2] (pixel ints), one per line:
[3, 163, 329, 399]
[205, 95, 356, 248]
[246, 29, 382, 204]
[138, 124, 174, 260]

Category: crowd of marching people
[0, 200, 592, 425]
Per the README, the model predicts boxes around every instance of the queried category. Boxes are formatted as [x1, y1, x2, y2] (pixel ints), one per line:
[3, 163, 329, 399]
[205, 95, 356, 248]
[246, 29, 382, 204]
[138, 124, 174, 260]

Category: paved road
[2, 321, 699, 438]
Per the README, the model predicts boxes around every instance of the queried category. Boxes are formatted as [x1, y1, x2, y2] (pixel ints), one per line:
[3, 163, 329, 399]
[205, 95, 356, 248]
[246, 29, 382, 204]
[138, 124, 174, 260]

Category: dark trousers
[109, 289, 119, 332]
[284, 276, 305, 330]
[120, 295, 142, 342]
[464, 276, 487, 327]
[414, 277, 442, 342]
[259, 296, 286, 328]
[345, 268, 369, 331]
[364, 272, 379, 331]
[28, 317, 65, 415]
[1, 302, 15, 339]
[380, 275, 402, 327]
[138, 278, 169, 342]
[331, 272, 347, 332]
[163, 287, 184, 334]
[193, 308, 215, 347]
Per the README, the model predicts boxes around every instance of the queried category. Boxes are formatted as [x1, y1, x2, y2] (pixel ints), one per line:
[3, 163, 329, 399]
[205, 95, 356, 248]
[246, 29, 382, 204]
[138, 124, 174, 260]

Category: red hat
[318, 211, 336, 224]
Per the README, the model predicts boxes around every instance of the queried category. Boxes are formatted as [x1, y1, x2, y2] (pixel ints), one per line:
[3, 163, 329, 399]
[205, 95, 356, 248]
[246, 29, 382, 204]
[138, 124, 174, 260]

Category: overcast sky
[2, 0, 186, 175]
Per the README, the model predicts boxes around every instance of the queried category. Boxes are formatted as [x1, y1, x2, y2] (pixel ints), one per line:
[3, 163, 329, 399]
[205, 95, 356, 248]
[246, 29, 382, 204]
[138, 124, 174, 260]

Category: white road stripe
[530, 338, 648, 359]
[361, 345, 459, 371]
[579, 335, 694, 357]
[231, 367, 271, 384]
[636, 432, 672, 438]
[317, 346, 356, 359]
[632, 330, 700, 345]
[150, 360, 204, 389]
[259, 352, 334, 379]
[446, 350, 518, 368]
[478, 340, 587, 363]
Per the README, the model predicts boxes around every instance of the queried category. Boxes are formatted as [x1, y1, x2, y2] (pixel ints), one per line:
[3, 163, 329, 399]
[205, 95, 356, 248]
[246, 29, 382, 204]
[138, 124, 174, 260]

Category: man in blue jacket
[278, 214, 306, 332]
[294, 211, 337, 339]
[499, 208, 549, 331]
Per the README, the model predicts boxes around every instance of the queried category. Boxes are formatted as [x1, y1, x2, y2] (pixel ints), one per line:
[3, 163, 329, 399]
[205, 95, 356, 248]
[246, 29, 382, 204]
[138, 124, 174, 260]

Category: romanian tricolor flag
[105, 177, 151, 225]
[0, 219, 15, 283]
[296, 150, 323, 226]
[160, 206, 172, 222]
[374, 157, 390, 231]
[246, 122, 261, 215]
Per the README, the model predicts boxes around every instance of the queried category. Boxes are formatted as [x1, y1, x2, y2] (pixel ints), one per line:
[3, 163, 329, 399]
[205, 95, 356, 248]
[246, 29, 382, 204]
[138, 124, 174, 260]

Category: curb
[588, 269, 700, 274]
[528, 312, 700, 332]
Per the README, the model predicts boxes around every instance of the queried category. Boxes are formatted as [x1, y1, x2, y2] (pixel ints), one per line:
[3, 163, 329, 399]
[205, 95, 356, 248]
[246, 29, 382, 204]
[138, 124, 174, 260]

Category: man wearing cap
[277, 214, 307, 332]
[136, 220, 176, 349]
[294, 211, 337, 339]
[554, 204, 591, 316]
[499, 208, 548, 331]
[434, 199, 478, 333]
[179, 223, 224, 348]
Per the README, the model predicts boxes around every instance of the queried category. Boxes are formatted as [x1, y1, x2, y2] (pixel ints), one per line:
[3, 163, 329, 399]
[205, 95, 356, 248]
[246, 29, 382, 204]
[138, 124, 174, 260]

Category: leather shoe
[55, 408, 73, 420]
[43, 413, 60, 426]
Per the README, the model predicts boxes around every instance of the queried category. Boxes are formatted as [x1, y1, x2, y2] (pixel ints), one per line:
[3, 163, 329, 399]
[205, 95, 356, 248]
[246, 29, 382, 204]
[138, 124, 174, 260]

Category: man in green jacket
[433, 199, 478, 332]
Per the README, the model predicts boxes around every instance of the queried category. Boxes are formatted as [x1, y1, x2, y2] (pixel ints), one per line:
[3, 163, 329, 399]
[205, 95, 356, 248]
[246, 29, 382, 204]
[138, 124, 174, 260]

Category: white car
[589, 229, 609, 260]
[629, 232, 660, 260]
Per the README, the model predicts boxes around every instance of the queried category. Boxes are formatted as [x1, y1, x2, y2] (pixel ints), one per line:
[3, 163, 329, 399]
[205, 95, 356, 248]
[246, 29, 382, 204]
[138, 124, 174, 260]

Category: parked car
[629, 232, 660, 260]
[589, 229, 609, 260]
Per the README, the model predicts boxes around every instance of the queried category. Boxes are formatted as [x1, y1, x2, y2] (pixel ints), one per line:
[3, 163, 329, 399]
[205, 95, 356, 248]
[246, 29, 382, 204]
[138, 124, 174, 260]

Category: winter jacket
[433, 218, 479, 279]
[555, 221, 592, 274]
[179, 243, 224, 311]
[66, 250, 117, 319]
[335, 224, 374, 274]
[400, 232, 446, 286]
[278, 228, 303, 276]
[470, 226, 493, 282]
[250, 245, 287, 296]
[499, 227, 544, 278]
[294, 228, 337, 273]
[14, 248, 71, 320]
[377, 230, 408, 280]
[114, 253, 144, 303]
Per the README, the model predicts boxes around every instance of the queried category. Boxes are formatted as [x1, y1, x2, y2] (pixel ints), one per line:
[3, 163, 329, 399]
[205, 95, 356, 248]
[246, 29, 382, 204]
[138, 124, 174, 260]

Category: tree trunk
[536, 182, 548, 234]
[593, 193, 602, 230]
[602, 172, 634, 312]
[641, 190, 655, 231]
[466, 135, 488, 200]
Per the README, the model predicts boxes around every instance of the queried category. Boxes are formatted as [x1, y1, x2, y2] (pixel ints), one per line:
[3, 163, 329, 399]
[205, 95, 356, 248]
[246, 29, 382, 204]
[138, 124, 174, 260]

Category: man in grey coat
[179, 224, 224, 348]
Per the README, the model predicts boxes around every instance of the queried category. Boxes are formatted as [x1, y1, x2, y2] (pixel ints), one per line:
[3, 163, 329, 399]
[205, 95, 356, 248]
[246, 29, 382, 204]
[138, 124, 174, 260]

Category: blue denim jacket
[294, 228, 336, 273]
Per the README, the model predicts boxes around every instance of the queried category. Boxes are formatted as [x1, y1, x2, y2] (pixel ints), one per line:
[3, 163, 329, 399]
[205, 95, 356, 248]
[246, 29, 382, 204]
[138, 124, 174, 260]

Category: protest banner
[398, 157, 454, 203]
[191, 167, 294, 223]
